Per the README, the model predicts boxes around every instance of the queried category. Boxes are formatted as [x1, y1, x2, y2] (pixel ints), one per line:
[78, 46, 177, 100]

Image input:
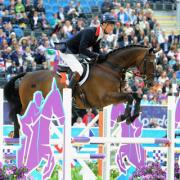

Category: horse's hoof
[117, 115, 126, 122]
[126, 117, 132, 125]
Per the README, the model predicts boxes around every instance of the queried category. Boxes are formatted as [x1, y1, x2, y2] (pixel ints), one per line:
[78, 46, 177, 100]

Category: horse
[4, 45, 156, 138]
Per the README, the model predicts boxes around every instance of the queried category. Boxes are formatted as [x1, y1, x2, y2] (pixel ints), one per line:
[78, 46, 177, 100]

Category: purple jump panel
[3, 154, 16, 160]
[155, 138, 170, 144]
[4, 138, 19, 145]
[73, 137, 90, 143]
[90, 154, 106, 159]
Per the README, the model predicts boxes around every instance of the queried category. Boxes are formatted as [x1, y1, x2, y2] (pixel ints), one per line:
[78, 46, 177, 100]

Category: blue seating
[176, 71, 180, 79]
[13, 28, 24, 38]
[43, 0, 49, 4]
[83, 6, 91, 13]
[52, 5, 59, 13]
[3, 0, 10, 7]
[45, 11, 53, 18]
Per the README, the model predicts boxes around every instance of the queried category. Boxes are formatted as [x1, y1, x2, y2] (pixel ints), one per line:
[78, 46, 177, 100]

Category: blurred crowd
[0, 0, 180, 127]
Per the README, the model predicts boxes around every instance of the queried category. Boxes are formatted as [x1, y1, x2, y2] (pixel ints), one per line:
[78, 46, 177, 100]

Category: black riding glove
[98, 54, 107, 63]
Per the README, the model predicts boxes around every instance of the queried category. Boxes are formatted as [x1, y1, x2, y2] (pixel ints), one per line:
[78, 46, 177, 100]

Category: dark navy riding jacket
[66, 26, 101, 59]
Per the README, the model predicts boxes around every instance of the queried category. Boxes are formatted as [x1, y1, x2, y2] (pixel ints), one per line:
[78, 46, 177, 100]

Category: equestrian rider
[66, 12, 116, 93]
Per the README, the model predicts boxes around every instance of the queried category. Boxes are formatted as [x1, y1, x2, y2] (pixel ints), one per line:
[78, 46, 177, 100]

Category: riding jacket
[66, 26, 102, 60]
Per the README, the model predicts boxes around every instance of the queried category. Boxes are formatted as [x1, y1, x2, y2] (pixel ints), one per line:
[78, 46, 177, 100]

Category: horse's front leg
[117, 93, 134, 123]
[103, 92, 134, 123]
[126, 93, 142, 125]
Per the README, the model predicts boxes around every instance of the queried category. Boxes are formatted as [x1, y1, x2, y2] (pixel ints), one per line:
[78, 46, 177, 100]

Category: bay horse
[4, 45, 156, 138]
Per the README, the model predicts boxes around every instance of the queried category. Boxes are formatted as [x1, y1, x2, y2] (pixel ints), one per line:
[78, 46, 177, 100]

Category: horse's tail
[4, 73, 26, 138]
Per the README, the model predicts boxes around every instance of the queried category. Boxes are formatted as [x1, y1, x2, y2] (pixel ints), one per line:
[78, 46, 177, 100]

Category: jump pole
[167, 96, 175, 180]
[63, 88, 72, 180]
[0, 89, 3, 164]
[102, 105, 112, 180]
[98, 111, 103, 177]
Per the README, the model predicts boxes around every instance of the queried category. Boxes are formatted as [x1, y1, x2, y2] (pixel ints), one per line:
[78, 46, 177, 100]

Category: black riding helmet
[101, 12, 117, 24]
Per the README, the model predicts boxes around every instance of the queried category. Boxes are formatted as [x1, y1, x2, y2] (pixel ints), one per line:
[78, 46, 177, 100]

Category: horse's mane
[107, 45, 149, 57]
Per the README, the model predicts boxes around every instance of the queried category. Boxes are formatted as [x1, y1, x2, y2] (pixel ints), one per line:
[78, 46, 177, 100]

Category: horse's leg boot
[68, 71, 81, 95]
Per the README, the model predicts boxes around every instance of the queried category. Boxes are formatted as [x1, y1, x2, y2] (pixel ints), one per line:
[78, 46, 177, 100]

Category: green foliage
[50, 164, 61, 180]
[110, 168, 119, 180]
[87, 161, 98, 175]
[72, 166, 83, 180]
[50, 161, 119, 180]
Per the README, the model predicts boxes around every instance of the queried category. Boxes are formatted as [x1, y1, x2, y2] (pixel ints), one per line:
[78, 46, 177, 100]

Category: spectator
[6, 60, 18, 76]
[63, 20, 73, 37]
[160, 37, 170, 55]
[149, 118, 161, 128]
[129, 10, 138, 25]
[82, 108, 95, 126]
[15, 0, 25, 13]
[168, 30, 177, 44]
[117, 7, 129, 25]
[41, 13, 49, 30]
[35, 0, 45, 15]
[29, 10, 41, 30]
[162, 79, 172, 96]
[73, 117, 85, 127]
[25, 0, 33, 13]
[101, 0, 113, 14]
[90, 15, 100, 27]
[158, 70, 169, 85]
[140, 94, 149, 105]
[23, 46, 34, 63]
[58, 7, 65, 23]
[34, 47, 46, 64]
[50, 33, 60, 48]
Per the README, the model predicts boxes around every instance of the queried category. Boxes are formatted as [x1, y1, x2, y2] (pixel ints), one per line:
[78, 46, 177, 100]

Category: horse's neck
[107, 48, 146, 69]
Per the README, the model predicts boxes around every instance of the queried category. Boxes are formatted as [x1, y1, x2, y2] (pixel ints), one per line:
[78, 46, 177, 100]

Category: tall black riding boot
[68, 72, 81, 95]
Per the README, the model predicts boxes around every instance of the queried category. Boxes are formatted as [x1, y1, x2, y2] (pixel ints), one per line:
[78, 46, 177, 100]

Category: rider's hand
[98, 54, 107, 63]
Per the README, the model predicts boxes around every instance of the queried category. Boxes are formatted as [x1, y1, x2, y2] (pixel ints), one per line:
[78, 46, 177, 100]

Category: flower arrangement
[131, 161, 180, 180]
[0, 165, 28, 179]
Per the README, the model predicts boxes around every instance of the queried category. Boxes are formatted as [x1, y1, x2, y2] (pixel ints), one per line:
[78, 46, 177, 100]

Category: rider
[66, 12, 116, 92]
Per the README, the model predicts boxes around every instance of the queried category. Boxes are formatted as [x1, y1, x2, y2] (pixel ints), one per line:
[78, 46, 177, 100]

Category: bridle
[137, 50, 156, 86]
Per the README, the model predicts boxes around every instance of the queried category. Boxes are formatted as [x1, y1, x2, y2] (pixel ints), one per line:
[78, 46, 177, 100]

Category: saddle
[56, 56, 91, 86]
[56, 56, 92, 107]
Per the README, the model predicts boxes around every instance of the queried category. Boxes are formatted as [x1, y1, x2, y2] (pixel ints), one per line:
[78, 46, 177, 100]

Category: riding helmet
[101, 12, 117, 24]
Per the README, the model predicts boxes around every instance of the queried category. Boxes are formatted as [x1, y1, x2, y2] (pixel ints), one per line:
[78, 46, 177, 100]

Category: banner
[139, 106, 167, 128]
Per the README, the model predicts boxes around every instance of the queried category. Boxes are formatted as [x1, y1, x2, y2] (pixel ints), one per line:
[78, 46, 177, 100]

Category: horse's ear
[149, 47, 160, 54]
[149, 47, 154, 54]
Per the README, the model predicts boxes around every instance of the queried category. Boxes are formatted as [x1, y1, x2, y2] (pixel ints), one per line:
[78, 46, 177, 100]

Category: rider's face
[103, 23, 115, 34]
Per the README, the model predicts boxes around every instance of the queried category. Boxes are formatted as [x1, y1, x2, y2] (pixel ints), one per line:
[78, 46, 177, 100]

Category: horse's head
[137, 47, 156, 88]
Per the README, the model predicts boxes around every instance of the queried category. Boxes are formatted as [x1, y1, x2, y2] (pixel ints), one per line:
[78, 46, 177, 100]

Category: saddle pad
[57, 60, 90, 86]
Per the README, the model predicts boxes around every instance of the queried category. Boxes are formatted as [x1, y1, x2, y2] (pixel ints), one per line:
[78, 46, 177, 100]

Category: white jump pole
[167, 96, 175, 180]
[0, 89, 3, 164]
[77, 137, 170, 144]
[63, 88, 72, 180]
[103, 105, 112, 180]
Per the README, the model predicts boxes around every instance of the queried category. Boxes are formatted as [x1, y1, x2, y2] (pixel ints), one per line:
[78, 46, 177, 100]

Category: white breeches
[59, 53, 84, 76]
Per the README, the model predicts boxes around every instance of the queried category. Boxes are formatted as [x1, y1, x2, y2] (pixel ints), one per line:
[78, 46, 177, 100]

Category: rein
[96, 61, 126, 80]
[96, 61, 126, 92]
[137, 50, 155, 86]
